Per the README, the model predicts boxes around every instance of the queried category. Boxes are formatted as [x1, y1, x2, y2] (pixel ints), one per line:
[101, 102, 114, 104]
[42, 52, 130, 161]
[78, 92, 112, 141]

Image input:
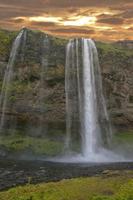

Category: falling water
[37, 34, 50, 136]
[0, 29, 25, 130]
[65, 40, 73, 150]
[65, 38, 113, 160]
[82, 39, 113, 157]
[20, 29, 27, 63]
[65, 39, 81, 151]
[40, 34, 49, 88]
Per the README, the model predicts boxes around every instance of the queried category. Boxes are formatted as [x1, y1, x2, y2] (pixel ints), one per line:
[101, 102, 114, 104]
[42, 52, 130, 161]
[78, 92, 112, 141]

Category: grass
[0, 171, 132, 200]
[52, 37, 68, 46]
[0, 130, 133, 156]
[0, 29, 18, 60]
[115, 130, 133, 143]
[96, 42, 133, 57]
[0, 133, 63, 156]
[112, 130, 133, 156]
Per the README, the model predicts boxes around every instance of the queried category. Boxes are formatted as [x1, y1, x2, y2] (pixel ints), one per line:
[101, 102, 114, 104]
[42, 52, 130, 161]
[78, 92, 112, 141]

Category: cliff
[0, 29, 132, 150]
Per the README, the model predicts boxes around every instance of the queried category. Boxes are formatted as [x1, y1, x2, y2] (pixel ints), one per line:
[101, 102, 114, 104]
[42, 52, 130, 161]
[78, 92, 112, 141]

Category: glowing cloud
[63, 16, 96, 26]
[29, 16, 62, 23]
[3, 1, 133, 41]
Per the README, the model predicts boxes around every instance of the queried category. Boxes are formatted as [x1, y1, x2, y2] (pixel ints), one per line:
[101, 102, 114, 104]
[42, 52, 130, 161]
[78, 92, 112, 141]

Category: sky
[0, 0, 133, 41]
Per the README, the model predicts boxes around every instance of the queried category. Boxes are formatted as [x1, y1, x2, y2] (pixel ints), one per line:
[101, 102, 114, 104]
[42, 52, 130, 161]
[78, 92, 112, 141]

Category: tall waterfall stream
[64, 38, 122, 162]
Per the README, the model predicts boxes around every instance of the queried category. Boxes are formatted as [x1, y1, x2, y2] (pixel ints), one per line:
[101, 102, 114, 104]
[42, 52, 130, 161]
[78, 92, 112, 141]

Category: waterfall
[82, 38, 99, 156]
[65, 39, 81, 152]
[0, 29, 25, 131]
[65, 40, 72, 150]
[20, 29, 27, 62]
[36, 34, 50, 136]
[65, 38, 112, 159]
[40, 34, 49, 87]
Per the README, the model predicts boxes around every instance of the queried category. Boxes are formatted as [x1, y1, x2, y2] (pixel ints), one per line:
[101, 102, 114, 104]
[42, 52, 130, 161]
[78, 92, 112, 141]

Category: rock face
[97, 42, 133, 131]
[114, 40, 133, 50]
[0, 29, 132, 138]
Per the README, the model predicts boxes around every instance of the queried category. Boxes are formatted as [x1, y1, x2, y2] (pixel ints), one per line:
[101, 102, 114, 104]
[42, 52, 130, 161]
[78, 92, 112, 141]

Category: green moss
[115, 131, 133, 143]
[46, 65, 65, 85]
[0, 80, 33, 103]
[2, 80, 33, 102]
[0, 172, 132, 200]
[52, 37, 68, 46]
[9, 81, 33, 94]
[96, 42, 133, 57]
[0, 29, 18, 60]
[0, 133, 63, 156]
[113, 131, 133, 154]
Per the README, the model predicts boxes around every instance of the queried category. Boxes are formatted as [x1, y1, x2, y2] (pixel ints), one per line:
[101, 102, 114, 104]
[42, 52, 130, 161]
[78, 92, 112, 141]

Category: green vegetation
[52, 37, 68, 46]
[46, 65, 65, 86]
[96, 42, 133, 57]
[0, 129, 132, 156]
[0, 171, 132, 200]
[5, 80, 32, 94]
[0, 132, 63, 156]
[115, 130, 133, 143]
[0, 29, 18, 60]
[112, 130, 133, 155]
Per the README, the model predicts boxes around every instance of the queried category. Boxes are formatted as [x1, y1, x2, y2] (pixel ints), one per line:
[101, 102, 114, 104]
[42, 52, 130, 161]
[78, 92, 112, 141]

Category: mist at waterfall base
[0, 30, 132, 163]
[52, 38, 126, 163]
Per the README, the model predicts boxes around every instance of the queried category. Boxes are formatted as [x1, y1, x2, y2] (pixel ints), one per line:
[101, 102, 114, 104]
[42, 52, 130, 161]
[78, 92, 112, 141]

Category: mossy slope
[0, 171, 132, 200]
[0, 133, 63, 156]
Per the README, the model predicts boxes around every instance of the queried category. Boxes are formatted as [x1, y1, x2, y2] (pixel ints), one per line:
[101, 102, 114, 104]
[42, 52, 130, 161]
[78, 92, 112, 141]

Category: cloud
[13, 18, 25, 23]
[0, 5, 45, 21]
[0, 0, 132, 9]
[97, 17, 125, 25]
[0, 0, 132, 41]
[30, 21, 56, 27]
[127, 27, 133, 31]
[50, 28, 95, 34]
[120, 10, 133, 18]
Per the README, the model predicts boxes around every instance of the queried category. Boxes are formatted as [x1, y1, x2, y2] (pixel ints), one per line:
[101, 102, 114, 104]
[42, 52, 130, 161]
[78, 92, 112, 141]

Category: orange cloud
[0, 0, 132, 41]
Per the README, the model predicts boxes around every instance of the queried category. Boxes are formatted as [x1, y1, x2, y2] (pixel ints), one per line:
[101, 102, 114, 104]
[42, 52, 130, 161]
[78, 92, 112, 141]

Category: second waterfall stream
[0, 29, 26, 130]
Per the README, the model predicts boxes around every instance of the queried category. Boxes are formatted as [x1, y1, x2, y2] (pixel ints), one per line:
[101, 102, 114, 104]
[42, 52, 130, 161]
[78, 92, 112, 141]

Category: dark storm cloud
[97, 17, 125, 25]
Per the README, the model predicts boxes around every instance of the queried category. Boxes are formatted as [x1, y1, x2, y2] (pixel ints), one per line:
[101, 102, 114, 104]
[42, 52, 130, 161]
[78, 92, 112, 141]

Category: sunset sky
[0, 0, 133, 41]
